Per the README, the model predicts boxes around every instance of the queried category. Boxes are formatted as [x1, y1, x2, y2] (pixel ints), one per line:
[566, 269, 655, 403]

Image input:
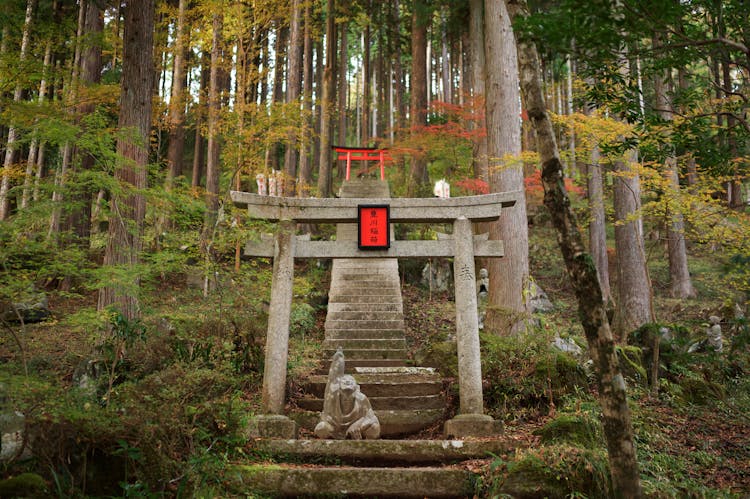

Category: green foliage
[481, 331, 588, 420]
[483, 445, 611, 499]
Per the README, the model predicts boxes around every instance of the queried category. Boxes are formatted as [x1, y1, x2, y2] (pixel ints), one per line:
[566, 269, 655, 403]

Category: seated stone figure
[314, 348, 381, 439]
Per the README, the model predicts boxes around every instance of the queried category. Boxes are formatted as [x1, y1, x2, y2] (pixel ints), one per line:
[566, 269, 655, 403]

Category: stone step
[328, 294, 402, 304]
[316, 359, 409, 373]
[331, 284, 401, 294]
[252, 438, 515, 465]
[303, 374, 442, 398]
[336, 274, 398, 282]
[290, 408, 443, 437]
[298, 394, 444, 411]
[331, 285, 401, 295]
[327, 311, 403, 321]
[325, 328, 405, 340]
[327, 302, 403, 313]
[323, 338, 407, 350]
[226, 465, 475, 498]
[325, 319, 405, 330]
[322, 348, 406, 360]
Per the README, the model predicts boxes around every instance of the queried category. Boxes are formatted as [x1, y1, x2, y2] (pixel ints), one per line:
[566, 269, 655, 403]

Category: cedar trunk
[408, 0, 429, 194]
[505, 1, 643, 496]
[166, 0, 188, 187]
[483, 0, 529, 334]
[203, 12, 223, 236]
[317, 0, 336, 198]
[98, 0, 155, 320]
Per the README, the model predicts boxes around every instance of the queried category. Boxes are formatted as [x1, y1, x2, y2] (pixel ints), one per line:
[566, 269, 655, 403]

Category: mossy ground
[1, 223, 748, 497]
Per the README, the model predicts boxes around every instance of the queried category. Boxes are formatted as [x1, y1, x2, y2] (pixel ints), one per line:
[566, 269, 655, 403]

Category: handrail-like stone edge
[243, 239, 504, 258]
[230, 190, 520, 222]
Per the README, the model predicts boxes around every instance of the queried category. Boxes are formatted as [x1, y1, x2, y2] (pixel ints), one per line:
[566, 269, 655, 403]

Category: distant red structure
[333, 146, 392, 181]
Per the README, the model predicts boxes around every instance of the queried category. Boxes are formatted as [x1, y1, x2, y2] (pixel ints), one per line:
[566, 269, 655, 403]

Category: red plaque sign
[358, 204, 390, 250]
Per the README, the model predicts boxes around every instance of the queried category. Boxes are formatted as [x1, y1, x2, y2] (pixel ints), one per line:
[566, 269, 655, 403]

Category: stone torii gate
[231, 189, 520, 437]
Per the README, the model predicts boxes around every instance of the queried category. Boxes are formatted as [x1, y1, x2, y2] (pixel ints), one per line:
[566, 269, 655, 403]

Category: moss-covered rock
[535, 413, 604, 448]
[414, 341, 458, 378]
[679, 375, 726, 405]
[488, 445, 610, 499]
[0, 473, 49, 498]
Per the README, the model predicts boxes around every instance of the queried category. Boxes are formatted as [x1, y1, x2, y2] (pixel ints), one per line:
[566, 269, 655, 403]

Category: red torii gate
[333, 146, 392, 181]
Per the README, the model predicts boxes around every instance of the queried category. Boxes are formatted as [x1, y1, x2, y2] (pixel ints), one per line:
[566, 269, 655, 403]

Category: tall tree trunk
[284, 0, 303, 195]
[469, 0, 488, 182]
[21, 38, 52, 209]
[98, 0, 155, 320]
[588, 142, 611, 301]
[483, 0, 529, 334]
[192, 51, 209, 188]
[317, 0, 336, 198]
[203, 12, 223, 237]
[506, 2, 643, 496]
[0, 0, 34, 220]
[653, 34, 696, 299]
[66, 0, 104, 248]
[298, 0, 313, 190]
[49, 0, 86, 237]
[337, 20, 348, 151]
[266, 23, 288, 175]
[408, 0, 429, 194]
[362, 11, 371, 146]
[391, 0, 404, 137]
[440, 7, 452, 104]
[166, 0, 188, 188]
[612, 49, 652, 338]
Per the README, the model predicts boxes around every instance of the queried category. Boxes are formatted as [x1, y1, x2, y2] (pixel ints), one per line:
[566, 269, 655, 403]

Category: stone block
[444, 414, 503, 438]
[245, 415, 298, 439]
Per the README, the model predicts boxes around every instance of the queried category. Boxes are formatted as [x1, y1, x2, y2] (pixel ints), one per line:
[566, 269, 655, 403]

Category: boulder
[0, 292, 50, 324]
[529, 281, 554, 313]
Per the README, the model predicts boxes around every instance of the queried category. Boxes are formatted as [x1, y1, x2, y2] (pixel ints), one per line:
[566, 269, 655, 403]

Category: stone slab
[244, 238, 505, 259]
[227, 465, 475, 498]
[321, 348, 406, 360]
[324, 329, 405, 339]
[322, 338, 407, 350]
[252, 438, 515, 464]
[245, 414, 298, 439]
[444, 414, 503, 439]
[290, 409, 443, 437]
[298, 394, 444, 412]
[231, 189, 520, 222]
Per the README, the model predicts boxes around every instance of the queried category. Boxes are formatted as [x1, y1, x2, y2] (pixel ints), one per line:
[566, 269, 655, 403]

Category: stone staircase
[240, 179, 510, 497]
[292, 178, 444, 436]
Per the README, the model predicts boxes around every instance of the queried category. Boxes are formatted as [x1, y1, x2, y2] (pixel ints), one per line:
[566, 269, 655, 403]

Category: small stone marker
[315, 348, 381, 440]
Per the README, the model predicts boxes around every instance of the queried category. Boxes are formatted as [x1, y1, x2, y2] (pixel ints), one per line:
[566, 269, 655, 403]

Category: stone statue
[706, 315, 723, 352]
[314, 348, 380, 440]
[477, 268, 489, 330]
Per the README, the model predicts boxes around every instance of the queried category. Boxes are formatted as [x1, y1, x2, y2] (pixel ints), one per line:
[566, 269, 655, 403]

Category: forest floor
[1, 224, 749, 497]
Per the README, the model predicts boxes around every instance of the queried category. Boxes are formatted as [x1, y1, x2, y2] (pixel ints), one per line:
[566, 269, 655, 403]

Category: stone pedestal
[246, 414, 298, 439]
[444, 414, 502, 439]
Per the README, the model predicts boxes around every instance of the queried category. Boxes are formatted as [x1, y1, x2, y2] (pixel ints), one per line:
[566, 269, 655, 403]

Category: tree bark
[337, 20, 348, 153]
[653, 33, 696, 299]
[505, 2, 643, 496]
[298, 0, 313, 190]
[21, 38, 53, 210]
[362, 6, 371, 146]
[98, 0, 155, 320]
[202, 11, 223, 237]
[391, 0, 404, 137]
[166, 0, 188, 187]
[317, 0, 336, 198]
[192, 51, 209, 188]
[587, 143, 612, 301]
[469, 0, 488, 182]
[0, 0, 35, 220]
[408, 0, 429, 194]
[483, 0, 529, 334]
[66, 0, 104, 247]
[440, 8, 452, 104]
[284, 0, 303, 195]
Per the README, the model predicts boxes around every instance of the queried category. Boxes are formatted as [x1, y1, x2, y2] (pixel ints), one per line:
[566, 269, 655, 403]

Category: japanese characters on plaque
[357, 205, 390, 250]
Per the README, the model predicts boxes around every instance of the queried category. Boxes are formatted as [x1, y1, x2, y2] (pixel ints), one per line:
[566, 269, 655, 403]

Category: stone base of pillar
[246, 414, 298, 439]
[444, 414, 502, 438]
